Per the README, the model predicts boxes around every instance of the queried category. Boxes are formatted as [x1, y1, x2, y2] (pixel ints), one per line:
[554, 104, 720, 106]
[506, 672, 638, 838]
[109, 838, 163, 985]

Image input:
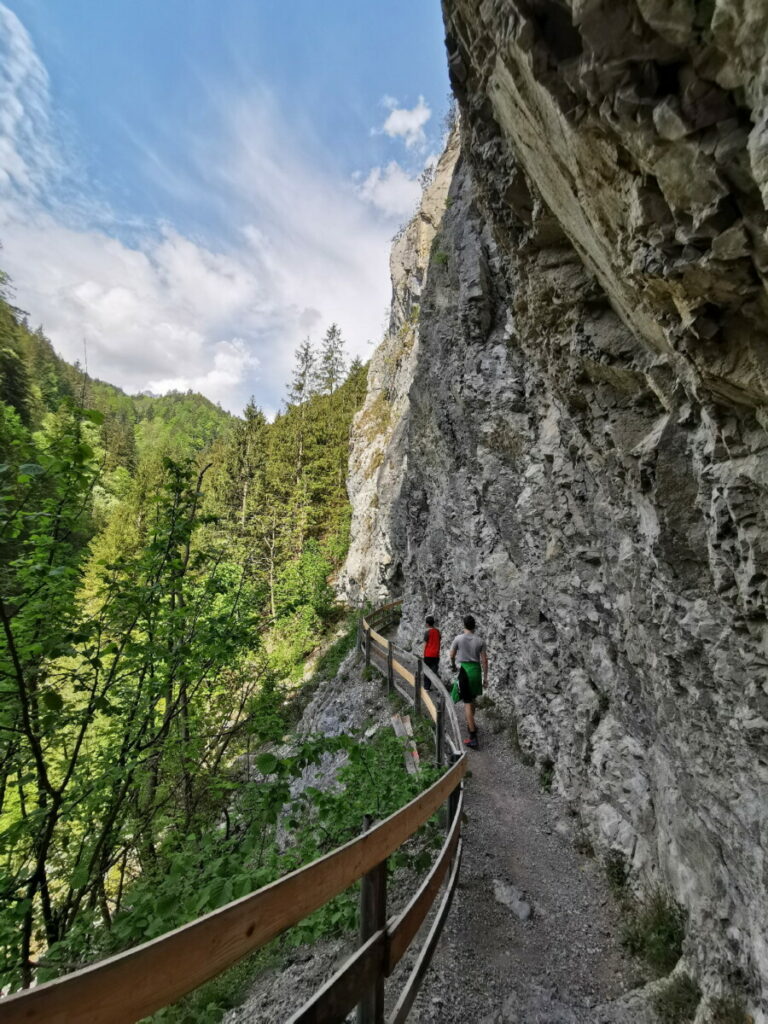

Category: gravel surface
[406, 710, 658, 1024]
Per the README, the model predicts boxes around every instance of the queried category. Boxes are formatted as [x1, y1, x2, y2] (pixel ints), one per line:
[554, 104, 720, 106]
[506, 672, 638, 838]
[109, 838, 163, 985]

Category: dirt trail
[408, 709, 655, 1024]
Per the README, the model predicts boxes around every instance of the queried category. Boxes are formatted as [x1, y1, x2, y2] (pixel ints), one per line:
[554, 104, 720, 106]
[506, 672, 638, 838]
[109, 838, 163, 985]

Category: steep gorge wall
[345, 1, 768, 1015]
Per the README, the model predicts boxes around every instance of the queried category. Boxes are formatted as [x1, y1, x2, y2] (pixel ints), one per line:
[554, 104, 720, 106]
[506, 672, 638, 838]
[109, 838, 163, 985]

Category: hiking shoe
[464, 735, 479, 750]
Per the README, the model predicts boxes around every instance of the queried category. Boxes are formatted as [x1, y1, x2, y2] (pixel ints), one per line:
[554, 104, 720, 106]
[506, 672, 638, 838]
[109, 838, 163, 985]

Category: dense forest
[0, 269, 416, 1011]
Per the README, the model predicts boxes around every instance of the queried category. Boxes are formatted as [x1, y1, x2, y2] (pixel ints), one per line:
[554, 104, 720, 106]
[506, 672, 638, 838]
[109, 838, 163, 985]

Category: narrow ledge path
[410, 705, 654, 1024]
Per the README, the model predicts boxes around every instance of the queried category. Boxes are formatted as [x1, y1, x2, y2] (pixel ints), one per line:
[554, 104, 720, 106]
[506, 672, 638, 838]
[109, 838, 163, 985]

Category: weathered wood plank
[394, 661, 415, 686]
[386, 789, 463, 973]
[387, 840, 464, 1024]
[368, 627, 387, 647]
[357, 857, 387, 1024]
[0, 760, 465, 1024]
[288, 930, 386, 1024]
[401, 715, 420, 772]
[421, 688, 437, 723]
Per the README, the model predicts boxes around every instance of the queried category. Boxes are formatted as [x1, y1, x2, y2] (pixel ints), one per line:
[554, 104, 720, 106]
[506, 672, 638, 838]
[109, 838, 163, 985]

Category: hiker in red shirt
[422, 616, 441, 691]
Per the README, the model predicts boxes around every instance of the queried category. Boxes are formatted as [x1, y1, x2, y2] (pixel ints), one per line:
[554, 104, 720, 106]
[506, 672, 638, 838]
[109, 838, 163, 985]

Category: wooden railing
[0, 600, 465, 1024]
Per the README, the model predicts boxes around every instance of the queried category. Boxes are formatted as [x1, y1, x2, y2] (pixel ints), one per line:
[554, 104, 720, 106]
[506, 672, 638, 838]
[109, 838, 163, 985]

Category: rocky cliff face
[341, 128, 460, 603]
[344, 1, 768, 1016]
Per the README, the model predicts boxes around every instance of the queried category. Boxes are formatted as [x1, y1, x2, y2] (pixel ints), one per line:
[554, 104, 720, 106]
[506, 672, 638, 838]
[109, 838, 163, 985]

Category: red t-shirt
[423, 627, 441, 659]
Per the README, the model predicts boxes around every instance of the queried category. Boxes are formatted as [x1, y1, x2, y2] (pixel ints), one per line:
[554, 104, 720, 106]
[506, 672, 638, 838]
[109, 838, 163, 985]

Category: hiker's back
[453, 632, 485, 663]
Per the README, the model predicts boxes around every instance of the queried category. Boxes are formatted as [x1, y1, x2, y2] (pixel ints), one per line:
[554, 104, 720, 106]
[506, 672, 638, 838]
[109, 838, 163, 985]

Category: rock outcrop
[341, 127, 460, 603]
[344, 1, 768, 1018]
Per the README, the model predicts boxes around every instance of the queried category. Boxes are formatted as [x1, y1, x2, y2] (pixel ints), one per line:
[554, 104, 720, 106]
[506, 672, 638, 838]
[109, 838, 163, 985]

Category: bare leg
[464, 701, 476, 733]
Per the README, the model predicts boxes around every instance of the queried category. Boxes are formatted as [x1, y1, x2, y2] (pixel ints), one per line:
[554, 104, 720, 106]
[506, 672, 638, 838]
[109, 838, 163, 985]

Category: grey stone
[493, 879, 533, 921]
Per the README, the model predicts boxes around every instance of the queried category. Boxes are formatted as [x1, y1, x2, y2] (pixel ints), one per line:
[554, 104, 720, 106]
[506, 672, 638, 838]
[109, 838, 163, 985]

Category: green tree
[287, 339, 318, 406]
[316, 324, 346, 395]
[0, 347, 33, 425]
[0, 417, 259, 989]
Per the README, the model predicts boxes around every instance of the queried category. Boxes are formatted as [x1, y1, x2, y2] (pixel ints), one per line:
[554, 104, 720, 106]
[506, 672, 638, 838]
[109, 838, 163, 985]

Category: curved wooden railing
[0, 600, 465, 1024]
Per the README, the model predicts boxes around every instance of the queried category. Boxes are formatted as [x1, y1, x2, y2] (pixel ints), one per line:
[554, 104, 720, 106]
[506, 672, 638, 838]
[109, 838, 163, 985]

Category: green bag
[450, 678, 461, 703]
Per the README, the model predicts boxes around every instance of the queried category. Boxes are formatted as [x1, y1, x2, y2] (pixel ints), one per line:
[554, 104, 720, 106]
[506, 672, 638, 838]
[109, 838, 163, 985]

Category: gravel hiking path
[226, 653, 657, 1024]
[408, 705, 655, 1024]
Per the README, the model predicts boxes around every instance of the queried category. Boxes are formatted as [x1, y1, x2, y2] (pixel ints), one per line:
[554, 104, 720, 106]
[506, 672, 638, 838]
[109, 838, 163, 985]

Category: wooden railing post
[436, 695, 445, 767]
[358, 817, 387, 1024]
[386, 644, 394, 694]
[414, 659, 423, 718]
[447, 754, 461, 836]
[365, 627, 372, 669]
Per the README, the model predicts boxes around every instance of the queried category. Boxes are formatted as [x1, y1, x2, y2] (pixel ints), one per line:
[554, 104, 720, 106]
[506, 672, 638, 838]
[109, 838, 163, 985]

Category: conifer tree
[288, 338, 318, 406]
[317, 324, 346, 395]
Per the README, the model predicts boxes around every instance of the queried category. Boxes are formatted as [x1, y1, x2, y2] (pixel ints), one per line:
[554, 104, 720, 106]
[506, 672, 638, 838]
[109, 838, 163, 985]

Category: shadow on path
[408, 706, 655, 1024]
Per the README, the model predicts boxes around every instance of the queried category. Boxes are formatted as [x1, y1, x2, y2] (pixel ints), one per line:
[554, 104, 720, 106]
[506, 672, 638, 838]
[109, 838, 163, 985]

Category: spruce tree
[288, 339, 318, 406]
[317, 324, 346, 395]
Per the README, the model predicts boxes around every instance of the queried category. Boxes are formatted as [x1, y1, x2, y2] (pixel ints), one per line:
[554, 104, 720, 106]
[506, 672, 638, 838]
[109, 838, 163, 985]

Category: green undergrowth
[653, 974, 701, 1024]
[142, 708, 444, 1021]
[621, 888, 686, 975]
[603, 850, 629, 897]
[707, 993, 751, 1023]
[42, 718, 442, 1022]
[538, 757, 555, 793]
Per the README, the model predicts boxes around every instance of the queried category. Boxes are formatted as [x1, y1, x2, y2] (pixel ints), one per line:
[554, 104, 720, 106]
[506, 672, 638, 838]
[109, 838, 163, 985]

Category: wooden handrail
[386, 787, 463, 972]
[389, 840, 463, 1024]
[0, 761, 464, 1024]
[0, 599, 465, 1024]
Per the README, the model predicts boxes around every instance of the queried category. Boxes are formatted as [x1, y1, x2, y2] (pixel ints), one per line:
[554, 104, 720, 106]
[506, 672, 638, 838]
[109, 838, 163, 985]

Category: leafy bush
[653, 975, 701, 1024]
[604, 850, 629, 896]
[708, 993, 750, 1023]
[539, 758, 555, 792]
[622, 889, 686, 974]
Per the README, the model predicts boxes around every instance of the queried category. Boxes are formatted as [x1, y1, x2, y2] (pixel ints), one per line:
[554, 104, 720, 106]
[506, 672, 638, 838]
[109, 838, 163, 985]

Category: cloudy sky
[0, 1, 450, 415]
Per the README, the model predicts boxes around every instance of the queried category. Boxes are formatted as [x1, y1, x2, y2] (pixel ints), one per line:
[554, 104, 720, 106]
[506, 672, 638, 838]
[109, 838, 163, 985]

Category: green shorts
[452, 661, 483, 703]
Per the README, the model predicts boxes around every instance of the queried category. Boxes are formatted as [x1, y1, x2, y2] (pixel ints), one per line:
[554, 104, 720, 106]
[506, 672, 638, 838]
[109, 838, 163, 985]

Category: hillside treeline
[0, 272, 369, 994]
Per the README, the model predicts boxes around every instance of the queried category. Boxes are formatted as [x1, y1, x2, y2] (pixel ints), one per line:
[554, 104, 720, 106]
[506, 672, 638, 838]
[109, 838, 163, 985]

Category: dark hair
[463, 614, 476, 630]
[425, 615, 435, 627]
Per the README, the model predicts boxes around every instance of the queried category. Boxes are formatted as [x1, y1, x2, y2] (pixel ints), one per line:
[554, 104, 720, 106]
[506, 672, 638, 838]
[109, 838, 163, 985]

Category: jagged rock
[342, 1, 768, 1018]
[492, 880, 533, 922]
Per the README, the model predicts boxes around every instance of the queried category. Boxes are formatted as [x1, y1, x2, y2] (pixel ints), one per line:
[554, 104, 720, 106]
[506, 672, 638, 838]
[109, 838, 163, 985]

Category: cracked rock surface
[343, 2, 768, 1017]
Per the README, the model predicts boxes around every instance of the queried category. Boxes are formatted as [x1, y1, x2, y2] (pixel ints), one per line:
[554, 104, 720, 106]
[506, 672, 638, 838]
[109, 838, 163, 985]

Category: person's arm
[449, 640, 457, 671]
[481, 649, 489, 682]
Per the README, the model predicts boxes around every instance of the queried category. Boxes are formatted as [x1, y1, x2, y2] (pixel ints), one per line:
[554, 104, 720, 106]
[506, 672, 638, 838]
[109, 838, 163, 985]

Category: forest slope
[0, 277, 371, 1011]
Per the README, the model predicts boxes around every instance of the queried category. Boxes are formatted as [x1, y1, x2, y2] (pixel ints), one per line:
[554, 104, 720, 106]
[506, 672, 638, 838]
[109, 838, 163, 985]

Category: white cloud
[147, 339, 258, 407]
[0, 3, 58, 197]
[358, 161, 421, 218]
[379, 95, 432, 149]
[0, 7, 402, 414]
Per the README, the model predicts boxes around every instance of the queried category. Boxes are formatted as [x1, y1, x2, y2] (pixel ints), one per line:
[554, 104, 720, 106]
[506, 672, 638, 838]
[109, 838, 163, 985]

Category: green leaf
[255, 752, 279, 774]
[18, 463, 45, 477]
[42, 691, 64, 712]
[82, 409, 105, 425]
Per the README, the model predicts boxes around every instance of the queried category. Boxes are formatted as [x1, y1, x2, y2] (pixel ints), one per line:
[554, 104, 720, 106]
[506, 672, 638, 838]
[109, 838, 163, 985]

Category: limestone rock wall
[343, 1, 768, 1015]
[340, 128, 460, 603]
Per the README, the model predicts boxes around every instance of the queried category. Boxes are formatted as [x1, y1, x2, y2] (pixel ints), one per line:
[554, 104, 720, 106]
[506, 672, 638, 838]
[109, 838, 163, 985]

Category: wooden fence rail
[0, 600, 465, 1024]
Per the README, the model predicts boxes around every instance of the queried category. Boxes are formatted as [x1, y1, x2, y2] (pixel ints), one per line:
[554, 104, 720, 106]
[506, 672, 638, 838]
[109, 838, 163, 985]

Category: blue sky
[0, 1, 450, 414]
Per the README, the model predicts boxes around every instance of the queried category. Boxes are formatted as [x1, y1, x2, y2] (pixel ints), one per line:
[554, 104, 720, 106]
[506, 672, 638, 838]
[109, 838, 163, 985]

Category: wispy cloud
[357, 161, 421, 218]
[0, 6, 406, 414]
[0, 3, 58, 197]
[378, 95, 432, 149]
